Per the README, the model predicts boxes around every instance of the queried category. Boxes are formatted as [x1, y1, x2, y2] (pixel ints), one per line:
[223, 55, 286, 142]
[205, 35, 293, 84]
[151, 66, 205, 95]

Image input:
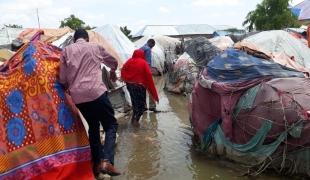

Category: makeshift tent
[285, 28, 308, 46]
[0, 27, 23, 48]
[291, 0, 310, 21]
[0, 41, 93, 179]
[209, 36, 234, 51]
[165, 52, 199, 94]
[52, 32, 74, 49]
[207, 49, 304, 83]
[192, 78, 310, 177]
[87, 30, 124, 67]
[135, 35, 180, 55]
[18, 27, 73, 44]
[235, 30, 310, 72]
[95, 25, 135, 65]
[190, 49, 310, 177]
[184, 37, 221, 67]
[25, 29, 123, 68]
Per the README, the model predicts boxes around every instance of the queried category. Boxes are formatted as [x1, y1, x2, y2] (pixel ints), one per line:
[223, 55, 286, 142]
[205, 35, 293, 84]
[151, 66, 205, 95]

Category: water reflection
[113, 77, 284, 180]
[126, 113, 160, 179]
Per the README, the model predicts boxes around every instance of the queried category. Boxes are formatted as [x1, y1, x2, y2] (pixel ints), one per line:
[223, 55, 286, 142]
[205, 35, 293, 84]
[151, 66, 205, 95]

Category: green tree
[60, 14, 94, 30]
[4, 24, 23, 28]
[243, 0, 300, 31]
[120, 26, 133, 40]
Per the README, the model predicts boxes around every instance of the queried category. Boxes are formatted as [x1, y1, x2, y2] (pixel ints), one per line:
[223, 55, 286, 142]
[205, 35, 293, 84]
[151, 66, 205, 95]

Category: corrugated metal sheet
[134, 24, 226, 37]
[134, 25, 179, 37]
[176, 24, 216, 35]
[212, 25, 236, 31]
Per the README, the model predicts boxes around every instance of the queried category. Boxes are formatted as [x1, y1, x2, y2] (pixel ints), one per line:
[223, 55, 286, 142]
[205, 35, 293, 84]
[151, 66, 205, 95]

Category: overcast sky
[0, 0, 304, 33]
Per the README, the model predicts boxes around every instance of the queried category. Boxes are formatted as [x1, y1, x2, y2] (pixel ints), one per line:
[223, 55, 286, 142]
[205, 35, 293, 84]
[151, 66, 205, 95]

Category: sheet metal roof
[134, 25, 179, 37]
[134, 24, 228, 37]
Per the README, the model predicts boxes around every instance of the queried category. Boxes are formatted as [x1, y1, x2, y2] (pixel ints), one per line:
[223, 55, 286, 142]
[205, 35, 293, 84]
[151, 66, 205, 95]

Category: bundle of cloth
[184, 37, 221, 68]
[165, 37, 221, 95]
[0, 41, 93, 179]
[165, 52, 199, 94]
[190, 49, 310, 177]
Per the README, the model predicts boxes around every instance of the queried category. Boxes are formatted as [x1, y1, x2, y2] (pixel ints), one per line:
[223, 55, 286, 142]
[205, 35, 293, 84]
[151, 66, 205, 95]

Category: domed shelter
[95, 25, 135, 65]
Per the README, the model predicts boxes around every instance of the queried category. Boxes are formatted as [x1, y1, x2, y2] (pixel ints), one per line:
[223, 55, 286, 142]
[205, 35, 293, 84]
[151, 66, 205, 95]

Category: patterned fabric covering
[184, 37, 221, 67]
[0, 42, 93, 179]
[207, 49, 304, 83]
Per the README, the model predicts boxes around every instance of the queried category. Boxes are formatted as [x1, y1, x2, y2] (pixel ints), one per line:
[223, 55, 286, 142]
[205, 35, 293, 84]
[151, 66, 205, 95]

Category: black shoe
[149, 108, 159, 113]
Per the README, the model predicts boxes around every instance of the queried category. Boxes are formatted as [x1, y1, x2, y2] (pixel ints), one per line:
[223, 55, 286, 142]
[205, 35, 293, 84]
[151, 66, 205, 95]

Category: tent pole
[36, 8, 41, 29]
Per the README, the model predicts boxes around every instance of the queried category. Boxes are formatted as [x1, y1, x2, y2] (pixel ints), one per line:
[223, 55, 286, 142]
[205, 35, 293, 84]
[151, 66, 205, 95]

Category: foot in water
[131, 120, 140, 128]
[148, 107, 160, 113]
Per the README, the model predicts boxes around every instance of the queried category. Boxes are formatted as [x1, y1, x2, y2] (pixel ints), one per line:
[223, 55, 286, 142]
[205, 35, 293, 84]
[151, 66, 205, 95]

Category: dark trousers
[126, 83, 146, 121]
[76, 93, 118, 165]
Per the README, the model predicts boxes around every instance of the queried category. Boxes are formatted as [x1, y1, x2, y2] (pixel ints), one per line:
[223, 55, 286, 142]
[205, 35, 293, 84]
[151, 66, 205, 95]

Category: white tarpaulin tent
[0, 27, 23, 48]
[209, 36, 234, 51]
[135, 35, 180, 51]
[238, 30, 310, 70]
[95, 25, 135, 64]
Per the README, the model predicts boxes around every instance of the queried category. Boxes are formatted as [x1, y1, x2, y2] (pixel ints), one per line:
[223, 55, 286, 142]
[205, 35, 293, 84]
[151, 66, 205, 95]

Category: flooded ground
[113, 77, 288, 180]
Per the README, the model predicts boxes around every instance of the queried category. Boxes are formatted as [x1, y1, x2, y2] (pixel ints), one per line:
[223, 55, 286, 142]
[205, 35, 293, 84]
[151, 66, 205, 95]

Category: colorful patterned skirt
[0, 42, 93, 180]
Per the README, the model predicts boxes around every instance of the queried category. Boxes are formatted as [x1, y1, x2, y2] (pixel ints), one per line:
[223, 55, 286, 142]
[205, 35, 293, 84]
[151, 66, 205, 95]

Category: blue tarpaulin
[207, 49, 305, 83]
[291, 0, 310, 20]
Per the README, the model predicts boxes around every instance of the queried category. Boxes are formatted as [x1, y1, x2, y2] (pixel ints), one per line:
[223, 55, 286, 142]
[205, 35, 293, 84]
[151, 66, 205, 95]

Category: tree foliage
[243, 0, 300, 31]
[60, 14, 94, 30]
[4, 24, 23, 28]
[120, 26, 133, 40]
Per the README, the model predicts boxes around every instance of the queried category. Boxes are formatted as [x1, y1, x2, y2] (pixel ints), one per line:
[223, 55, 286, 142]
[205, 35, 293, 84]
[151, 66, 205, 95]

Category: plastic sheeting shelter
[18, 27, 73, 44]
[291, 0, 310, 21]
[192, 77, 310, 177]
[209, 36, 234, 51]
[190, 48, 310, 177]
[207, 49, 304, 83]
[0, 27, 23, 48]
[184, 37, 221, 67]
[235, 30, 310, 71]
[95, 25, 135, 65]
[87, 30, 124, 67]
[135, 35, 180, 52]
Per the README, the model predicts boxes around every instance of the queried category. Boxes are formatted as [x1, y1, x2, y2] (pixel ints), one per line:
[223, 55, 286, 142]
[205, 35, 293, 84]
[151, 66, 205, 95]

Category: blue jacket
[140, 44, 152, 66]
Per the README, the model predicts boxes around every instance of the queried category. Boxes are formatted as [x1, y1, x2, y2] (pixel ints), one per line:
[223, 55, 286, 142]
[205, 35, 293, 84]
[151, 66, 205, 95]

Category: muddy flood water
[113, 77, 289, 180]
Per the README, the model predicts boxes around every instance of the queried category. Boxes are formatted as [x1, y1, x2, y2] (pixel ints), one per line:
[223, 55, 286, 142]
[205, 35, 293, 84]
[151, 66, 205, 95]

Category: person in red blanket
[121, 49, 159, 127]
